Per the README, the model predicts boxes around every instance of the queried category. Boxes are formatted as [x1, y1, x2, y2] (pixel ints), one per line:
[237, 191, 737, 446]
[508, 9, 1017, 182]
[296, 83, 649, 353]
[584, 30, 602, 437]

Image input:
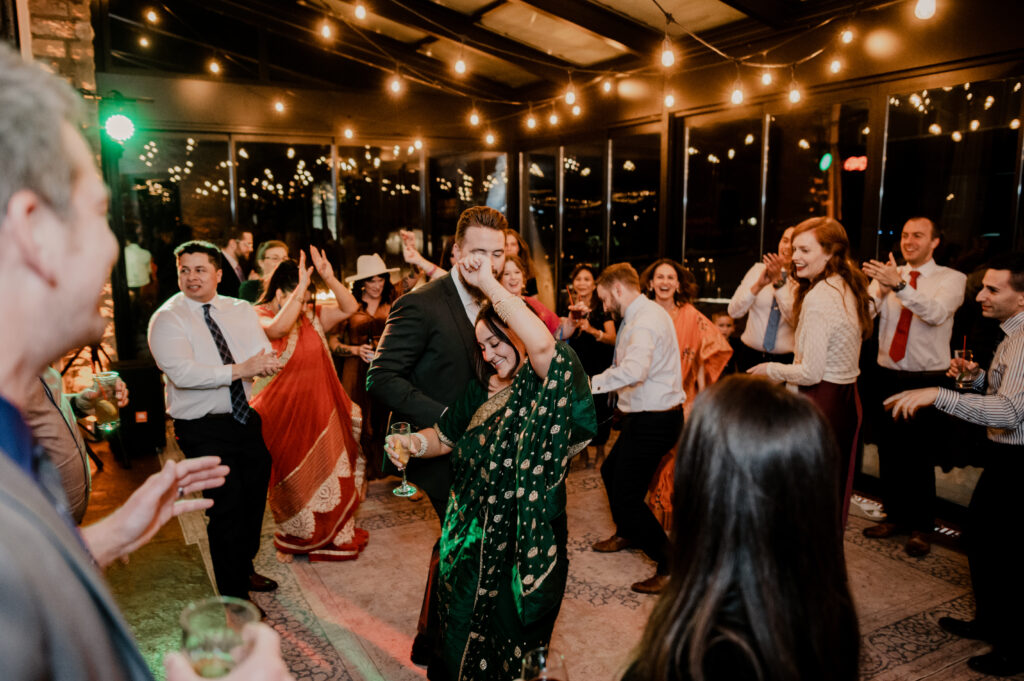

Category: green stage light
[104, 114, 135, 143]
[818, 152, 833, 172]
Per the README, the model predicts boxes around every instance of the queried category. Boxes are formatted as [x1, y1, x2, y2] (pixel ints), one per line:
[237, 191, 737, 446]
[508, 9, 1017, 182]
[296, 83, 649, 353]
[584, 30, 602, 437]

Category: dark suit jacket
[217, 252, 242, 298]
[0, 450, 153, 680]
[366, 274, 480, 507]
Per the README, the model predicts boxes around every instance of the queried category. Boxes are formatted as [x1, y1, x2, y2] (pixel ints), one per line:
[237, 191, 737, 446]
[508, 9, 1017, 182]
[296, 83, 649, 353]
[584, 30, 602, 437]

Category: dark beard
[458, 269, 490, 302]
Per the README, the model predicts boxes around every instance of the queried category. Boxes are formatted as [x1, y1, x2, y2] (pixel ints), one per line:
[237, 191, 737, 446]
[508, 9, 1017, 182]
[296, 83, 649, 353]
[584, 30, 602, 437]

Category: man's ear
[3, 190, 59, 287]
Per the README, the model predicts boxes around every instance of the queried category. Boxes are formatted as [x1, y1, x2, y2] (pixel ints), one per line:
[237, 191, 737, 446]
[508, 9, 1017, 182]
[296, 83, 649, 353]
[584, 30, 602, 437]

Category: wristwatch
[893, 280, 907, 293]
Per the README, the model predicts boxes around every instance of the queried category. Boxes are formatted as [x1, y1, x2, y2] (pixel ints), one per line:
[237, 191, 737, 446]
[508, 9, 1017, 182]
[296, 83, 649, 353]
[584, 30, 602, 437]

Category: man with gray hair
[0, 44, 289, 681]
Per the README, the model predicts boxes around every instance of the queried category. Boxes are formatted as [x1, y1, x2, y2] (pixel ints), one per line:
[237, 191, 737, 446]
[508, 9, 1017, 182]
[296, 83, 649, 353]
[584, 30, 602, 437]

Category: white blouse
[765, 275, 863, 386]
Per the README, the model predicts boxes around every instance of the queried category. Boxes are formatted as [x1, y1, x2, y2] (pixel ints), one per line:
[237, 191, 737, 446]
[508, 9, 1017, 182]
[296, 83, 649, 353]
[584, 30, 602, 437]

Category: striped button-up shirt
[934, 310, 1024, 445]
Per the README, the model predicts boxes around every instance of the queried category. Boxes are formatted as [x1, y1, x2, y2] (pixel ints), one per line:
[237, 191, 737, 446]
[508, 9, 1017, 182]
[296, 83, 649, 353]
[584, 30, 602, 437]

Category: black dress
[562, 294, 614, 446]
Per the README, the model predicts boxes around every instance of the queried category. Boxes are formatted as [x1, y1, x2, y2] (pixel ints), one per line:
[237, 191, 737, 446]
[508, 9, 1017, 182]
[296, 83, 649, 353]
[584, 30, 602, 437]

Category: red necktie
[888, 270, 921, 363]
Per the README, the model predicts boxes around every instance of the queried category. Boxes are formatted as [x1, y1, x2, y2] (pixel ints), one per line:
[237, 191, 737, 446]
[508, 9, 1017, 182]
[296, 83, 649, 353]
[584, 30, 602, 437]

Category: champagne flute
[522, 646, 568, 681]
[389, 421, 418, 497]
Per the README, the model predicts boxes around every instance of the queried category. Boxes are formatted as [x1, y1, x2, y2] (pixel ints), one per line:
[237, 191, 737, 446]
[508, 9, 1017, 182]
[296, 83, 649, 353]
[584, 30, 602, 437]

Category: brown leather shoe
[905, 531, 931, 557]
[592, 535, 632, 552]
[862, 522, 902, 539]
[631, 573, 669, 594]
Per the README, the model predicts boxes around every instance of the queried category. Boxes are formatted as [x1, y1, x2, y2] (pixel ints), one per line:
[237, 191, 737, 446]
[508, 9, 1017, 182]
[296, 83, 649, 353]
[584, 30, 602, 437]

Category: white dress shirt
[450, 270, 481, 325]
[727, 262, 796, 354]
[765, 275, 862, 386]
[869, 259, 966, 372]
[148, 293, 271, 420]
[591, 295, 685, 412]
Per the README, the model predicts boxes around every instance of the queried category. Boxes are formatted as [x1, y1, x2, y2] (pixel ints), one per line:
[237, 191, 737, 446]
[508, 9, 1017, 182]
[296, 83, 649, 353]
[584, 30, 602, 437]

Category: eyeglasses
[262, 255, 286, 263]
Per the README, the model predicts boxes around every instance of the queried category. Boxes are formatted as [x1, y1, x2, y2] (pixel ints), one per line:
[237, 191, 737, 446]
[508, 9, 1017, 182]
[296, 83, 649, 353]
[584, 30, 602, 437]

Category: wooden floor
[91, 439, 1024, 681]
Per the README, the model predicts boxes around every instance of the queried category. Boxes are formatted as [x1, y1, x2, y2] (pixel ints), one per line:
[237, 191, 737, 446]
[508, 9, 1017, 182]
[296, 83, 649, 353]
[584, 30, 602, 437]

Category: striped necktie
[202, 304, 253, 424]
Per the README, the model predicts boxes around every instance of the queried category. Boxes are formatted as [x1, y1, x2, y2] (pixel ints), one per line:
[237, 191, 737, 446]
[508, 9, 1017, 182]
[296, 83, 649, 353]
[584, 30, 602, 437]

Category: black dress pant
[967, 441, 1024, 654]
[174, 413, 272, 599]
[875, 369, 947, 532]
[734, 343, 794, 373]
[600, 408, 683, 573]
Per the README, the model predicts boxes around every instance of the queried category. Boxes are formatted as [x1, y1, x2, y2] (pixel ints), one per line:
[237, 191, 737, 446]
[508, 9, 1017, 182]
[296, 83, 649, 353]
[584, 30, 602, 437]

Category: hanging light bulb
[841, 28, 854, 44]
[145, 8, 159, 23]
[469, 109, 481, 126]
[139, 36, 151, 48]
[602, 79, 613, 94]
[273, 99, 285, 113]
[354, 2, 368, 20]
[664, 92, 675, 108]
[829, 59, 842, 74]
[731, 84, 744, 105]
[388, 74, 403, 94]
[565, 86, 576, 106]
[761, 70, 773, 86]
[549, 112, 559, 126]
[485, 132, 496, 146]
[661, 36, 675, 68]
[319, 20, 333, 39]
[344, 127, 354, 139]
[414, 139, 423, 150]
[915, 0, 936, 20]
[1009, 118, 1020, 130]
[789, 83, 802, 103]
[454, 57, 467, 74]
[208, 59, 221, 75]
[526, 113, 537, 130]
[572, 104, 582, 117]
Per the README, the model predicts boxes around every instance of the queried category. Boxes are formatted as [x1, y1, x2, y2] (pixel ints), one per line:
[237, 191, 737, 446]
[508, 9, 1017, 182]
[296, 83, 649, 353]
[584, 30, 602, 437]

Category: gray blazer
[0, 450, 153, 680]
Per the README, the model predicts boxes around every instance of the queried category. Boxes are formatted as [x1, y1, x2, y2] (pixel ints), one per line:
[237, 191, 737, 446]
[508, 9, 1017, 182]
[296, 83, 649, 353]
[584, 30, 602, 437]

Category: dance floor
[94, 440, 1024, 681]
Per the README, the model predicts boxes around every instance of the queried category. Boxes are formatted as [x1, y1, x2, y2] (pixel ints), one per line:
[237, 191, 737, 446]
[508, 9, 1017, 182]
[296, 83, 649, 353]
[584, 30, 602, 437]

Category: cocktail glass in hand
[389, 421, 418, 497]
[954, 349, 982, 390]
[522, 646, 568, 681]
[180, 596, 260, 678]
[93, 371, 121, 434]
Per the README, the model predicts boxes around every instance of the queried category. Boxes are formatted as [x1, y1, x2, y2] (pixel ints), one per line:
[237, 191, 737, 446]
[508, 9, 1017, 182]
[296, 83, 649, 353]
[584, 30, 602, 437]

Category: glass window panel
[562, 143, 605, 278]
[113, 132, 232, 356]
[523, 149, 557, 307]
[610, 134, 660, 272]
[881, 77, 1023, 266]
[765, 100, 870, 257]
[684, 118, 762, 299]
[429, 152, 508, 265]
[335, 145, 423, 275]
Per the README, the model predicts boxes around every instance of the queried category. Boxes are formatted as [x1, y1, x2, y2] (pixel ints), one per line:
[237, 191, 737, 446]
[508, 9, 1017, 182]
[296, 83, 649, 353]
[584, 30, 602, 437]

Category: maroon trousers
[800, 381, 862, 527]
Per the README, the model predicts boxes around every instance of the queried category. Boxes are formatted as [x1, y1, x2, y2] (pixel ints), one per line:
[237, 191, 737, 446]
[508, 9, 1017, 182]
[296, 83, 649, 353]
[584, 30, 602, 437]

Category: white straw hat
[344, 253, 400, 284]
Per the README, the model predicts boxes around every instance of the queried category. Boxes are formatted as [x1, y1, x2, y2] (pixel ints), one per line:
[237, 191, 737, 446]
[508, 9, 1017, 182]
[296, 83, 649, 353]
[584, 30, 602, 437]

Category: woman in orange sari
[640, 258, 733, 530]
[250, 247, 369, 562]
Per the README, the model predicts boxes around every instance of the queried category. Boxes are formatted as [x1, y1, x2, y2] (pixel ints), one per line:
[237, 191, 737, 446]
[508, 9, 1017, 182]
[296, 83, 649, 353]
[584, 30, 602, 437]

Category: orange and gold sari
[251, 308, 368, 561]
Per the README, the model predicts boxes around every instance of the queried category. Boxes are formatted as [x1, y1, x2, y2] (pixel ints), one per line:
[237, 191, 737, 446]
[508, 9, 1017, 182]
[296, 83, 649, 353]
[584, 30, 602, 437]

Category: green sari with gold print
[433, 342, 596, 681]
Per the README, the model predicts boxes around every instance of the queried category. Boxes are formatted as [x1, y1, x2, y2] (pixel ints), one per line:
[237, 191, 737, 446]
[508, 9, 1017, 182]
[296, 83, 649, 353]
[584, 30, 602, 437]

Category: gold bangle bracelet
[493, 295, 527, 324]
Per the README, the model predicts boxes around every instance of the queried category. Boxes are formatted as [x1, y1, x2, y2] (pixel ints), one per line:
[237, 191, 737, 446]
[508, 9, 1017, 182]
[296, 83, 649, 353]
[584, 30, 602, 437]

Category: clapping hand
[762, 253, 785, 283]
[862, 252, 902, 289]
[309, 246, 336, 284]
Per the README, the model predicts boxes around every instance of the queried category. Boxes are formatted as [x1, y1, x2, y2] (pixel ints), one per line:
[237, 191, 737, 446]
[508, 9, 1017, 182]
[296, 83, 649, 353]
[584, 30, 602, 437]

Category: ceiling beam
[369, 0, 573, 84]
[514, 0, 661, 57]
[175, 0, 518, 101]
[713, 0, 794, 30]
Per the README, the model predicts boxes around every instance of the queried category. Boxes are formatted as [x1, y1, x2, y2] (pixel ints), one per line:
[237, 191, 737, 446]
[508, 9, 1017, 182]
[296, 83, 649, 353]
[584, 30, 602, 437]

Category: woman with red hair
[749, 217, 873, 524]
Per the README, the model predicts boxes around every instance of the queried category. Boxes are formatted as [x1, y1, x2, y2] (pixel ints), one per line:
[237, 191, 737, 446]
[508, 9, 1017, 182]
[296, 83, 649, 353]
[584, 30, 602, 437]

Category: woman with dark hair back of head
[626, 375, 859, 681]
[748, 217, 873, 526]
[639, 258, 734, 529]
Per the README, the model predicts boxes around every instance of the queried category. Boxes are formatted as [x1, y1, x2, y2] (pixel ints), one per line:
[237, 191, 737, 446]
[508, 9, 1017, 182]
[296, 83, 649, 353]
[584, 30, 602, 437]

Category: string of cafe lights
[134, 0, 942, 148]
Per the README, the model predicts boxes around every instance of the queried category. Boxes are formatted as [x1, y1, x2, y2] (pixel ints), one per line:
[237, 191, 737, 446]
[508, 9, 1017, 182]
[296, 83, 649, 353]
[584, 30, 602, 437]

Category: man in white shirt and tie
[149, 240, 281, 603]
[589, 263, 684, 595]
[727, 227, 797, 371]
[861, 217, 966, 556]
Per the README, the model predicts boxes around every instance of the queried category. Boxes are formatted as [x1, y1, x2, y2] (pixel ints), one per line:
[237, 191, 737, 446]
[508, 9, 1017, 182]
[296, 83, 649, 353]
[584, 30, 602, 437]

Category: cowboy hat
[345, 253, 400, 284]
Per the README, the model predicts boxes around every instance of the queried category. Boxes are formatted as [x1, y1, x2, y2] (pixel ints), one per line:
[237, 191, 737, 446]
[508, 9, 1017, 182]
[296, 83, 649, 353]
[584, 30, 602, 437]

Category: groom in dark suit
[367, 205, 508, 669]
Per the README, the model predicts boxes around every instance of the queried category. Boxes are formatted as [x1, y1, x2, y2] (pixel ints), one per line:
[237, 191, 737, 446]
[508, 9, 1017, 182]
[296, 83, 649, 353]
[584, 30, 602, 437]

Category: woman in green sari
[386, 254, 597, 681]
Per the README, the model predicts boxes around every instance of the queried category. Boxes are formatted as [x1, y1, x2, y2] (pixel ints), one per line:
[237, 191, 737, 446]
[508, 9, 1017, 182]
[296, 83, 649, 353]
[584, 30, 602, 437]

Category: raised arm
[401, 229, 445, 280]
[727, 263, 765, 319]
[461, 254, 556, 378]
[310, 246, 359, 330]
[259, 251, 313, 340]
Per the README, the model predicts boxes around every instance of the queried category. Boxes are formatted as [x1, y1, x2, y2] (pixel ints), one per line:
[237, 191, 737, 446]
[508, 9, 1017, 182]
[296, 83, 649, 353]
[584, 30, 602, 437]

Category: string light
[730, 83, 744, 105]
[571, 104, 582, 117]
[951, 131, 962, 142]
[661, 36, 675, 68]
[454, 57, 467, 74]
[273, 99, 285, 113]
[1011, 119, 1021, 130]
[761, 70, 773, 86]
[484, 132, 496, 146]
[564, 84, 576, 106]
[354, 3, 368, 20]
[388, 73, 403, 95]
[344, 127, 354, 139]
[207, 59, 221, 75]
[829, 58, 842, 74]
[549, 112, 559, 126]
[526, 112, 537, 129]
[145, 8, 158, 23]
[841, 28, 854, 43]
[788, 83, 802, 103]
[664, 92, 675, 108]
[139, 36, 150, 48]
[969, 119, 980, 131]
[319, 21, 333, 40]
[914, 0, 936, 20]
[928, 123, 942, 135]
[468, 109, 481, 126]
[414, 139, 423, 150]
[602, 79, 613, 94]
